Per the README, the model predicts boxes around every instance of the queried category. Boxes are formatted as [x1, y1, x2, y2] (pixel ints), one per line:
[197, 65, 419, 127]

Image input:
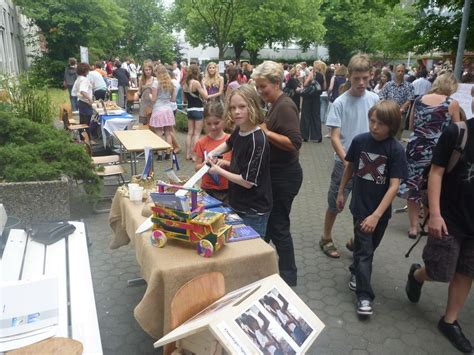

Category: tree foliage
[321, 0, 415, 63]
[410, 0, 473, 54]
[14, 0, 125, 85]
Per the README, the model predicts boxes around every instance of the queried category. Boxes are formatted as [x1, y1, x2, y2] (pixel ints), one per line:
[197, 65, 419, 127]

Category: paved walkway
[80, 130, 474, 354]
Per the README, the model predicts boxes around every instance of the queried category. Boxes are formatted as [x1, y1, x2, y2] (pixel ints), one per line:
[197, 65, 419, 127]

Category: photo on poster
[258, 287, 314, 348]
[235, 305, 296, 355]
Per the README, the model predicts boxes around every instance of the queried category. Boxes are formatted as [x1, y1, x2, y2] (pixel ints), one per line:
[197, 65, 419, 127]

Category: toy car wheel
[150, 230, 167, 248]
[197, 239, 214, 257]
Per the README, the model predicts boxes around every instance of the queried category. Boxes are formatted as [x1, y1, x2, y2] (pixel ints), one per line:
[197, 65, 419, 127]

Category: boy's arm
[207, 160, 253, 189]
[336, 162, 353, 211]
[427, 164, 448, 238]
[330, 127, 346, 163]
[360, 178, 400, 233]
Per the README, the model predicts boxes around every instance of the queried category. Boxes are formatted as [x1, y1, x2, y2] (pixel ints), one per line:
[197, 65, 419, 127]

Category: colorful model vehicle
[149, 183, 232, 257]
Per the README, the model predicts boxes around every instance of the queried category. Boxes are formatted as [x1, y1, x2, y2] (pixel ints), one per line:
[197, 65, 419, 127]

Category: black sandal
[319, 239, 340, 258]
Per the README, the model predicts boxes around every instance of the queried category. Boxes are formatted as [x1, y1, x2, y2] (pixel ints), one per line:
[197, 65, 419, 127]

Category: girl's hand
[360, 214, 379, 234]
[205, 156, 221, 175]
[336, 192, 345, 212]
[215, 159, 229, 168]
[428, 215, 448, 239]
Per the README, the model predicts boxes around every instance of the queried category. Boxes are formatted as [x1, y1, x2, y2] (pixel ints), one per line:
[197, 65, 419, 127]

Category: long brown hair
[140, 60, 154, 87]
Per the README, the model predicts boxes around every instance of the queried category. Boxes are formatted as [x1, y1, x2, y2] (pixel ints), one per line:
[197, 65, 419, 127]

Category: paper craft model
[149, 183, 232, 257]
[154, 274, 325, 354]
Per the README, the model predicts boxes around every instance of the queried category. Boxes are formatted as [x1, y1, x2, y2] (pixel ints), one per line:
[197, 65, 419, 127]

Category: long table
[114, 130, 171, 176]
[99, 112, 134, 148]
[0, 222, 102, 354]
[108, 192, 278, 339]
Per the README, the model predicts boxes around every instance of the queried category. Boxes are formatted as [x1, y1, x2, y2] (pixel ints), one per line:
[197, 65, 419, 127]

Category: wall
[0, 0, 37, 74]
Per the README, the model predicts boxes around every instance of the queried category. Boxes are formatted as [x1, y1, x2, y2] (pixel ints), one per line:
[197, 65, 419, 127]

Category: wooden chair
[164, 272, 226, 355]
[61, 108, 88, 142]
[59, 102, 78, 124]
[84, 142, 126, 213]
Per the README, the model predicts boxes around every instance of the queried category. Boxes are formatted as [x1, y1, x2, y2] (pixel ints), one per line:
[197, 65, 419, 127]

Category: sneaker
[349, 274, 356, 291]
[438, 317, 473, 353]
[406, 263, 423, 303]
[357, 299, 373, 316]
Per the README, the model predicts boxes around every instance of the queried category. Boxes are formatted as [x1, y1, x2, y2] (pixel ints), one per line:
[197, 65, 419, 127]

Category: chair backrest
[59, 102, 72, 121]
[165, 272, 225, 355]
[61, 108, 70, 130]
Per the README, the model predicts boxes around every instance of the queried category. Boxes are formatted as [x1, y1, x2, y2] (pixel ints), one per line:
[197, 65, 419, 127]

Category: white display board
[154, 274, 325, 354]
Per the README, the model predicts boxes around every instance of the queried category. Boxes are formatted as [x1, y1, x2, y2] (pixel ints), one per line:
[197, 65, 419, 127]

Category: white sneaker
[357, 300, 373, 315]
[349, 274, 356, 291]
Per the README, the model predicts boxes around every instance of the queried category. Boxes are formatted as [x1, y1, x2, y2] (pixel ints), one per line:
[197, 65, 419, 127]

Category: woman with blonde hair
[203, 62, 224, 101]
[252, 61, 303, 286]
[403, 72, 461, 239]
[136, 60, 157, 125]
[150, 65, 176, 159]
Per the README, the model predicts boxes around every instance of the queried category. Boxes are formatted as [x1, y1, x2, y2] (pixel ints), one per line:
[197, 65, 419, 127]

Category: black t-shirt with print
[431, 120, 474, 236]
[226, 127, 272, 214]
[346, 132, 408, 221]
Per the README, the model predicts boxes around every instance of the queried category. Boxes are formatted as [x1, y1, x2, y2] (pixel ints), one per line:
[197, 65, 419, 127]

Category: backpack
[420, 121, 468, 191]
[405, 121, 468, 258]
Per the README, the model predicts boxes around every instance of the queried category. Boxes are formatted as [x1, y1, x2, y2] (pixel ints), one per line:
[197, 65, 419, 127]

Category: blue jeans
[320, 95, 329, 124]
[237, 212, 270, 238]
[349, 217, 388, 301]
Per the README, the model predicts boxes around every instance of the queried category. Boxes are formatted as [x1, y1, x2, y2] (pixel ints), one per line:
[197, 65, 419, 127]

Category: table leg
[127, 277, 146, 286]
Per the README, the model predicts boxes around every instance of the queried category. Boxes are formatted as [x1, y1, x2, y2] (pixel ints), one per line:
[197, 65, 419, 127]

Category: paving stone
[76, 128, 474, 354]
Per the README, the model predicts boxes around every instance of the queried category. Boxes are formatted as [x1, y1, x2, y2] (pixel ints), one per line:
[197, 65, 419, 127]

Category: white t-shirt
[326, 89, 380, 161]
[412, 77, 432, 96]
[71, 76, 92, 102]
[173, 68, 181, 83]
[87, 70, 107, 92]
[129, 63, 138, 79]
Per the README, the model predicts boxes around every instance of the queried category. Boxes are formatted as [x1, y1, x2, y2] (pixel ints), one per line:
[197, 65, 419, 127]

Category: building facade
[0, 0, 35, 74]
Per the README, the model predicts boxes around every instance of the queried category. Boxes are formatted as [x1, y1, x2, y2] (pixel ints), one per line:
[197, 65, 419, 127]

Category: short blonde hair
[224, 84, 264, 126]
[429, 72, 458, 96]
[251, 61, 284, 87]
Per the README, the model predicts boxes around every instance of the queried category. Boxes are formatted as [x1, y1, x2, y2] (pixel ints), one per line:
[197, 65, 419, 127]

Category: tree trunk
[249, 50, 259, 64]
[218, 45, 225, 60]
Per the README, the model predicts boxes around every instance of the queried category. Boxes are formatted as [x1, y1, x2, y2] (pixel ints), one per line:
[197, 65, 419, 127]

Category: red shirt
[194, 134, 232, 190]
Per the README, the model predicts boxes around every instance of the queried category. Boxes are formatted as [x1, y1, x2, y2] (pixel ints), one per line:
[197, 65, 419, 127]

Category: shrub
[0, 73, 53, 124]
[0, 112, 100, 196]
[175, 110, 188, 132]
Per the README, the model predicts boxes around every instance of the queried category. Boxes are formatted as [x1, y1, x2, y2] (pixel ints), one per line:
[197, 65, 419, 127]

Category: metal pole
[454, 0, 471, 80]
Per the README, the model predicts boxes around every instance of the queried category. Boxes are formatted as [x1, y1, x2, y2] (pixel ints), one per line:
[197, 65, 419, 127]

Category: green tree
[172, 0, 241, 60]
[411, 0, 473, 54]
[143, 23, 181, 63]
[113, 0, 163, 58]
[15, 0, 125, 85]
[233, 0, 325, 63]
[321, 0, 412, 63]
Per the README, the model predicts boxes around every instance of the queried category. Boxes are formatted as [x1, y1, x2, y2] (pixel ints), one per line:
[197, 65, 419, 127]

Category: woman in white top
[72, 62, 93, 126]
[129, 59, 138, 88]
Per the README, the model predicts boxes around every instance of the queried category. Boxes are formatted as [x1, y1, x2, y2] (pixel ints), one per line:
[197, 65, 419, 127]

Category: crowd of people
[64, 53, 474, 353]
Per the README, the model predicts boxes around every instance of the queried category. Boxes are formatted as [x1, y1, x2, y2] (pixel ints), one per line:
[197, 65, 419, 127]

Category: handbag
[300, 74, 322, 98]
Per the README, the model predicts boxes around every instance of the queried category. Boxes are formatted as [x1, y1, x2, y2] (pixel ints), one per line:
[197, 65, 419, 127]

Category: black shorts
[423, 233, 474, 282]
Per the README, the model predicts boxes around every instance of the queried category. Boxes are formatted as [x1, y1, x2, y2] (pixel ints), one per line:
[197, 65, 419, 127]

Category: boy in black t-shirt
[336, 100, 408, 316]
[405, 119, 474, 353]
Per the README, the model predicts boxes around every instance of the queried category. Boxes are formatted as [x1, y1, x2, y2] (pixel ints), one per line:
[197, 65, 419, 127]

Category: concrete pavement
[79, 129, 474, 354]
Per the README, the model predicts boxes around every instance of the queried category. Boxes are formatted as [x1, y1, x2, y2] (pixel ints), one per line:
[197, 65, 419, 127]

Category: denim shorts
[187, 110, 203, 120]
[423, 233, 474, 282]
[237, 212, 270, 238]
[327, 160, 353, 214]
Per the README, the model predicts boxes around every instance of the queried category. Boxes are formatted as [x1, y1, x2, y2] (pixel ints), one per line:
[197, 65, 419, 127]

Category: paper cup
[129, 186, 144, 202]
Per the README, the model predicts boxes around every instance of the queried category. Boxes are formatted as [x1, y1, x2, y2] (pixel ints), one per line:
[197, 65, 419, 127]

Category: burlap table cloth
[108, 192, 279, 339]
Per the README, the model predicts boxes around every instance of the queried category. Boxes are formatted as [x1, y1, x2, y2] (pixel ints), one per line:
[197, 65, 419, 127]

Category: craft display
[154, 274, 325, 354]
[150, 182, 232, 257]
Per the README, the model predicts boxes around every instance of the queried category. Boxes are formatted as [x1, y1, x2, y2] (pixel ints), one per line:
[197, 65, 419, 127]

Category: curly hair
[155, 65, 173, 92]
